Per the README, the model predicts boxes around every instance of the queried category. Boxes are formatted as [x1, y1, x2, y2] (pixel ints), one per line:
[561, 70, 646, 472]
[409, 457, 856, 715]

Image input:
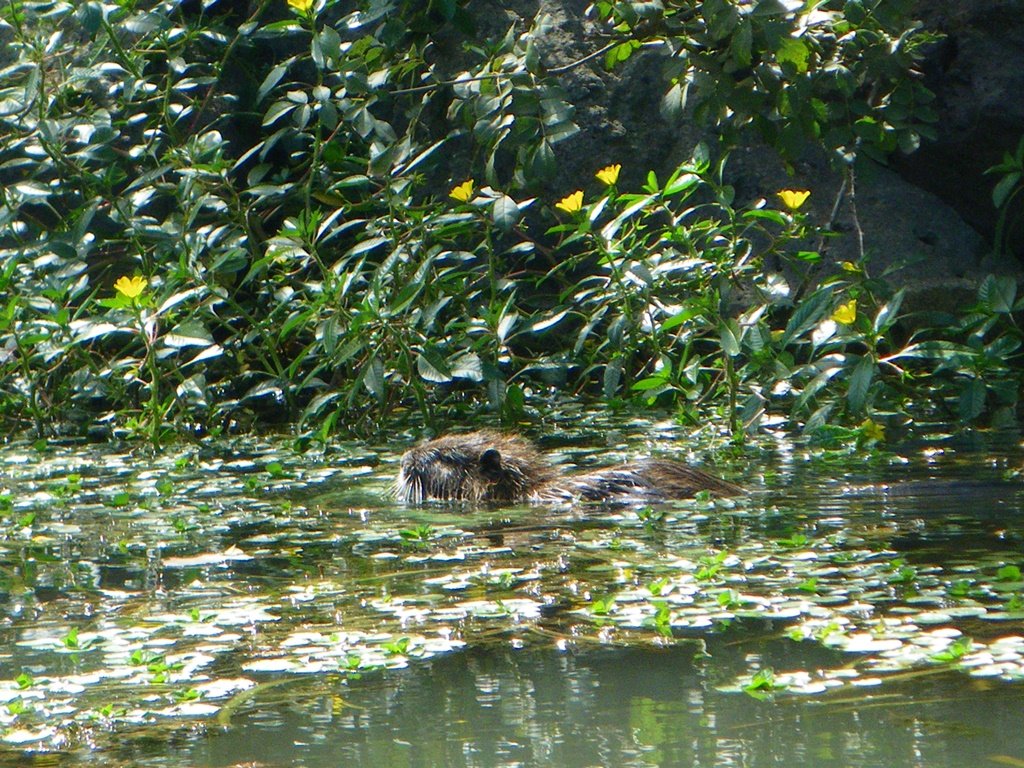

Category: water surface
[1, 423, 1023, 767]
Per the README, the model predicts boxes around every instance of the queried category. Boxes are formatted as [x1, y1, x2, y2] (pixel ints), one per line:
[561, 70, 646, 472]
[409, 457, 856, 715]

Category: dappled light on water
[1, 422, 1023, 766]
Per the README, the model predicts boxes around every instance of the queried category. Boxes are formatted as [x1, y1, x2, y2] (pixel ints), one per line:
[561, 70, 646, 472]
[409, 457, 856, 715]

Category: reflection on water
[1, 425, 1024, 767]
[120, 647, 1024, 768]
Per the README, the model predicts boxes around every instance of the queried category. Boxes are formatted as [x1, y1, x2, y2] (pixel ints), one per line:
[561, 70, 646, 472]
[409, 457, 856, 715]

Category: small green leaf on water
[695, 563, 721, 581]
[399, 524, 433, 541]
[889, 565, 918, 585]
[591, 596, 614, 616]
[7, 698, 29, 716]
[947, 579, 971, 597]
[637, 506, 665, 524]
[930, 637, 972, 663]
[778, 533, 809, 548]
[717, 589, 740, 609]
[652, 602, 671, 636]
[63, 627, 80, 650]
[171, 516, 194, 533]
[996, 565, 1022, 582]
[383, 637, 410, 655]
[815, 622, 842, 642]
[743, 668, 785, 700]
[647, 577, 669, 596]
[797, 578, 819, 593]
[15, 673, 33, 690]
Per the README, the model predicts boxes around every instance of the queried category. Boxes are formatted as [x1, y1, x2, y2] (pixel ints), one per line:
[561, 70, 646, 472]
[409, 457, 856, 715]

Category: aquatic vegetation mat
[1, 428, 1023, 761]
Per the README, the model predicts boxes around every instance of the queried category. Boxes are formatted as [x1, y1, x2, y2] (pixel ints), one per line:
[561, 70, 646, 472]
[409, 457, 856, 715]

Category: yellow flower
[859, 418, 885, 443]
[114, 275, 147, 300]
[840, 261, 860, 273]
[595, 164, 621, 186]
[555, 190, 584, 214]
[449, 179, 474, 203]
[777, 189, 811, 210]
[287, 0, 314, 12]
[831, 299, 856, 325]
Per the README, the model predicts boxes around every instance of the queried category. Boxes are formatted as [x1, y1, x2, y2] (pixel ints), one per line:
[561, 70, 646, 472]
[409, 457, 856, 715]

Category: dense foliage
[0, 0, 1020, 444]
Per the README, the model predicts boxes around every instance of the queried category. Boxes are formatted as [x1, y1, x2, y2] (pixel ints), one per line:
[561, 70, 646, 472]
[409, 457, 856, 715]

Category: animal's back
[396, 431, 741, 505]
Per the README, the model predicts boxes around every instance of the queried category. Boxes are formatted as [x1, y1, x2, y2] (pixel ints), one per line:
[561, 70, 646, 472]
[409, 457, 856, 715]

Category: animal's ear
[479, 448, 503, 479]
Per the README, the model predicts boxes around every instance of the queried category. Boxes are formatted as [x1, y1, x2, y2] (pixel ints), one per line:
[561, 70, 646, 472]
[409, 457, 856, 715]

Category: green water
[1, 423, 1023, 767]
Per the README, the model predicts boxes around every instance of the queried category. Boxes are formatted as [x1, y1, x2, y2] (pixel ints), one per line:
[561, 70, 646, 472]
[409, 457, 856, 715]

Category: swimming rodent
[396, 431, 742, 504]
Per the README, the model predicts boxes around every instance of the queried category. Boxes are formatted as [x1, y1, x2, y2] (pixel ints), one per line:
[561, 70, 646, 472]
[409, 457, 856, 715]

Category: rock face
[896, 0, 1024, 261]
[477, 1, 1024, 309]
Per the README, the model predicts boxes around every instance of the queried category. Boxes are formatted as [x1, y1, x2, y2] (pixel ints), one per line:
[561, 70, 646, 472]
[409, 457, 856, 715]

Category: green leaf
[776, 38, 810, 73]
[164, 321, 212, 349]
[496, 311, 518, 342]
[77, 1, 103, 34]
[660, 81, 688, 121]
[603, 359, 622, 398]
[491, 195, 521, 231]
[743, 209, 787, 225]
[604, 40, 639, 69]
[958, 378, 987, 421]
[317, 26, 342, 65]
[884, 340, 972, 362]
[992, 172, 1020, 209]
[416, 348, 452, 383]
[631, 374, 669, 391]
[979, 274, 1016, 313]
[257, 62, 290, 104]
[846, 355, 874, 414]
[532, 309, 570, 332]
[184, 345, 223, 368]
[451, 352, 483, 381]
[660, 306, 699, 332]
[362, 357, 386, 401]
[263, 100, 296, 126]
[791, 251, 822, 263]
[731, 18, 752, 67]
[600, 193, 656, 241]
[528, 141, 556, 179]
[664, 172, 699, 197]
[344, 236, 390, 258]
[793, 363, 844, 414]
[781, 287, 832, 347]
[873, 288, 904, 334]
[719, 319, 741, 357]
[996, 564, 1022, 582]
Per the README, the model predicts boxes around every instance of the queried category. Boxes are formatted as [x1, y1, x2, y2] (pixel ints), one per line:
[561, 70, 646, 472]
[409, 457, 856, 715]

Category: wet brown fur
[396, 430, 742, 504]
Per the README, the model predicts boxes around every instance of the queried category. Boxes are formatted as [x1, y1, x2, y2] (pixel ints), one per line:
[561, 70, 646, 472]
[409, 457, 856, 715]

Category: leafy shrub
[0, 0, 1016, 443]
